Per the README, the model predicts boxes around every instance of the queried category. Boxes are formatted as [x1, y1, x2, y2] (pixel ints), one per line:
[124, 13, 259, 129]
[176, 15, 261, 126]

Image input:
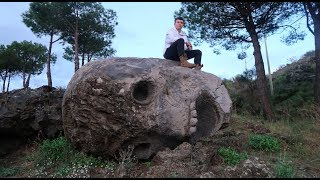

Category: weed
[113, 145, 137, 177]
[218, 147, 248, 166]
[249, 134, 280, 152]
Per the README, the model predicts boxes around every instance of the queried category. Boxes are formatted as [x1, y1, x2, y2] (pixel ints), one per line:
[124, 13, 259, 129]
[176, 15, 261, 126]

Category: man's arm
[165, 29, 179, 45]
[185, 41, 192, 50]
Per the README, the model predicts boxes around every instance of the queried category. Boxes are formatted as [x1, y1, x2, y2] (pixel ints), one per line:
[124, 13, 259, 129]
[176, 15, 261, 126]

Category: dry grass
[229, 113, 320, 177]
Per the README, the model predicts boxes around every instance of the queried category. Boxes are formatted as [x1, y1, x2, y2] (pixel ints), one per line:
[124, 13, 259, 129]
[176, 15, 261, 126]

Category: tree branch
[52, 37, 63, 44]
[303, 2, 315, 35]
[306, 2, 317, 18]
[223, 30, 252, 43]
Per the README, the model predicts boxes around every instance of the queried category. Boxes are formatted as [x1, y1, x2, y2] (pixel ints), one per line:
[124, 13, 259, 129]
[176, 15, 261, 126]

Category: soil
[1, 118, 320, 178]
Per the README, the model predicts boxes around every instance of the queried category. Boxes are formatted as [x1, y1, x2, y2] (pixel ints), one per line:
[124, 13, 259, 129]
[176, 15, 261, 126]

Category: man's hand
[186, 42, 192, 50]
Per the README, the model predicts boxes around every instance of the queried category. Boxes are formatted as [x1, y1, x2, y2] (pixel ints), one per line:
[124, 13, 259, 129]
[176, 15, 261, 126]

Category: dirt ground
[1, 116, 320, 178]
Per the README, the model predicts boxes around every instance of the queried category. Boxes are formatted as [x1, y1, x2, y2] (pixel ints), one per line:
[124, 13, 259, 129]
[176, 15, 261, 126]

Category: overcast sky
[0, 2, 315, 91]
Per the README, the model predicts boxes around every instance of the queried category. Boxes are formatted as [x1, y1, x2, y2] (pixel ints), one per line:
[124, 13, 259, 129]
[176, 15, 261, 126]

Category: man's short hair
[175, 16, 184, 23]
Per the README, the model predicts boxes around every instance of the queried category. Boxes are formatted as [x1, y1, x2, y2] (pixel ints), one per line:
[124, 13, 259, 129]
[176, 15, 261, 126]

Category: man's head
[174, 17, 184, 31]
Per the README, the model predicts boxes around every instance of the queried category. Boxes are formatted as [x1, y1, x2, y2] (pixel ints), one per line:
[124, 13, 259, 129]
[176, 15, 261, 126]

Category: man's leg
[164, 38, 196, 68]
[185, 50, 202, 65]
[163, 38, 185, 61]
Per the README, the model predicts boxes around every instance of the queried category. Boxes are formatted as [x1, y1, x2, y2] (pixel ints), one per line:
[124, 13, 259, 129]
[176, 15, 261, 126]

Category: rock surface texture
[0, 86, 64, 156]
[62, 57, 232, 159]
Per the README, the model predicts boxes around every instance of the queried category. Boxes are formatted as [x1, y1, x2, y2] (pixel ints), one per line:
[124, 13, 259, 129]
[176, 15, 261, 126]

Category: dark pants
[164, 38, 202, 65]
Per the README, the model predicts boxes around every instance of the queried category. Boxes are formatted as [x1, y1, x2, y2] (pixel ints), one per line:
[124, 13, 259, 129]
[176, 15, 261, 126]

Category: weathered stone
[0, 86, 64, 156]
[62, 57, 232, 160]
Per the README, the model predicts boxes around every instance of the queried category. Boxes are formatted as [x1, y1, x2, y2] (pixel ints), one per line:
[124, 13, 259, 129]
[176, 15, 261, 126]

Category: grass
[218, 147, 248, 166]
[230, 113, 320, 177]
[1, 112, 319, 178]
[275, 161, 294, 178]
[274, 153, 294, 178]
[24, 136, 115, 178]
[249, 134, 280, 152]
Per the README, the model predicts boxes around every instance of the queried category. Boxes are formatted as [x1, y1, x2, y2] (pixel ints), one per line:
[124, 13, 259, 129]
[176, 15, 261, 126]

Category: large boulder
[62, 57, 232, 160]
[0, 86, 64, 156]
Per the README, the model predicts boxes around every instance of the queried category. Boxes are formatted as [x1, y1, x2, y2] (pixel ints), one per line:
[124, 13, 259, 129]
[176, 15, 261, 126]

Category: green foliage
[8, 40, 49, 75]
[0, 167, 20, 177]
[0, 44, 20, 74]
[23, 2, 117, 73]
[28, 136, 114, 178]
[175, 2, 300, 56]
[274, 157, 294, 178]
[218, 147, 248, 166]
[225, 50, 317, 120]
[57, 2, 118, 62]
[249, 134, 280, 152]
[223, 68, 261, 115]
[1, 41, 50, 90]
[272, 56, 315, 120]
[301, 50, 315, 59]
[22, 2, 62, 38]
[31, 136, 73, 167]
[0, 44, 21, 92]
[22, 2, 61, 87]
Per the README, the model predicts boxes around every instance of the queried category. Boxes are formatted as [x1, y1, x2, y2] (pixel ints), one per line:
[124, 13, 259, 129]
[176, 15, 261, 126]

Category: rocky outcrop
[62, 57, 232, 160]
[0, 86, 64, 156]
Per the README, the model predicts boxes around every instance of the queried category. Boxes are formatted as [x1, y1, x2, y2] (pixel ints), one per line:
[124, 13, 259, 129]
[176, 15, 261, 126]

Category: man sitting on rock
[163, 16, 203, 70]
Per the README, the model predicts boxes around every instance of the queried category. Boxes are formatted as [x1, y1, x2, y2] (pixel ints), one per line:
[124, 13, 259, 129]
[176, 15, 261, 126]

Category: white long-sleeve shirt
[163, 27, 188, 55]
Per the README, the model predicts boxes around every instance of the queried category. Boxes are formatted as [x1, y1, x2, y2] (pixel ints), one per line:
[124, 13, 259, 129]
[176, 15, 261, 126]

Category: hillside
[0, 113, 319, 178]
[1, 51, 319, 178]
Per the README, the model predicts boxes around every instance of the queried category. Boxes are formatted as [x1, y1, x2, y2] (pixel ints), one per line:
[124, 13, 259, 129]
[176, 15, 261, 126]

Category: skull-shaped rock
[62, 57, 232, 160]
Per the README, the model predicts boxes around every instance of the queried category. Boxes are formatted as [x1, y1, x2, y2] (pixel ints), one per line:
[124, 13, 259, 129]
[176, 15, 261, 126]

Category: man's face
[174, 19, 184, 31]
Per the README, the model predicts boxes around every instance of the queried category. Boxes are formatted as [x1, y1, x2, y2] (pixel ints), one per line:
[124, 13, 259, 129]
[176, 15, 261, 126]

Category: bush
[249, 134, 280, 152]
[218, 147, 248, 166]
[32, 136, 74, 167]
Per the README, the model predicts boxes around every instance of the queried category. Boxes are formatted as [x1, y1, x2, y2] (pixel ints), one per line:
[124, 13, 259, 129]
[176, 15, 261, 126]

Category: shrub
[249, 134, 280, 152]
[32, 136, 74, 167]
[218, 147, 248, 166]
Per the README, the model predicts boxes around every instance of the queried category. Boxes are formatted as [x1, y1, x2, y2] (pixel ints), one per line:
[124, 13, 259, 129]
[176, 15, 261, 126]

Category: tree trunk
[22, 67, 26, 89]
[74, 12, 79, 72]
[87, 53, 90, 63]
[6, 74, 11, 92]
[25, 73, 31, 89]
[250, 32, 275, 121]
[47, 31, 53, 87]
[306, 2, 320, 120]
[2, 71, 7, 93]
[82, 51, 85, 66]
[314, 19, 320, 120]
[2, 79, 5, 93]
